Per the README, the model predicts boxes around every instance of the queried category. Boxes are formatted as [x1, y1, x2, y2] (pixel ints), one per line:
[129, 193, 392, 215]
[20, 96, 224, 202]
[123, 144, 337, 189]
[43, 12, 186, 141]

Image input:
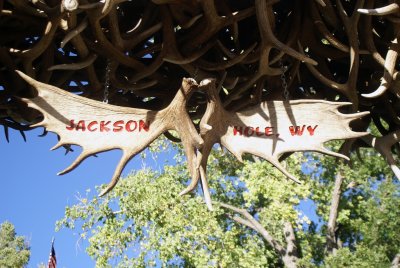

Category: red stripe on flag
[47, 239, 57, 268]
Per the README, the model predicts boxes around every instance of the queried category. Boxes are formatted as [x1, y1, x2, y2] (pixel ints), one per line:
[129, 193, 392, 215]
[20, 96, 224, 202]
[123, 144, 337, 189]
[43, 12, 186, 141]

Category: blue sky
[0, 127, 161, 267]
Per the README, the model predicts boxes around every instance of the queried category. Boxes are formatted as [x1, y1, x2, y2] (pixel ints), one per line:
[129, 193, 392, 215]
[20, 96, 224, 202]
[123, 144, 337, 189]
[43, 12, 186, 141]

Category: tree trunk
[326, 170, 344, 255]
[392, 254, 400, 268]
[282, 222, 299, 268]
[282, 255, 298, 268]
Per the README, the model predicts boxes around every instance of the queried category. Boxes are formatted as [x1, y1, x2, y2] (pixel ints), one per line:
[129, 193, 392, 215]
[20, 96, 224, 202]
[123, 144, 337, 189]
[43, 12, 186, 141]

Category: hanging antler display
[180, 79, 369, 207]
[17, 71, 203, 196]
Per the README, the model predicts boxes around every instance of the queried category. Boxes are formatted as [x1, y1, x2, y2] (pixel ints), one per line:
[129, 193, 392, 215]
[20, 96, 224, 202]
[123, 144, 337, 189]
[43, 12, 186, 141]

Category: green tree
[0, 221, 30, 268]
[57, 140, 400, 267]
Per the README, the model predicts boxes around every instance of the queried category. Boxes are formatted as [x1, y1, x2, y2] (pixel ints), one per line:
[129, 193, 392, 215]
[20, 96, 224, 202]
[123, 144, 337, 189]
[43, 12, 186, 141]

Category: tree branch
[226, 214, 257, 230]
[284, 221, 298, 256]
[326, 169, 344, 255]
[217, 202, 286, 255]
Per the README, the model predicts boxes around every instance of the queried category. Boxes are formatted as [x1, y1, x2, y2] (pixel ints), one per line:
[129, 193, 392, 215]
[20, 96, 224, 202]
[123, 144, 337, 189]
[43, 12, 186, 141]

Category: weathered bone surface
[15, 71, 370, 209]
[362, 131, 400, 179]
[183, 79, 369, 203]
[17, 71, 203, 196]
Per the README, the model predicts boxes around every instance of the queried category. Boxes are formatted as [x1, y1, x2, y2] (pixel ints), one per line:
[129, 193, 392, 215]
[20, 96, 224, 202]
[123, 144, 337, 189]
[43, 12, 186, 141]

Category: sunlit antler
[358, 5, 400, 99]
[180, 78, 368, 205]
[17, 71, 203, 196]
[358, 3, 400, 15]
[362, 131, 400, 179]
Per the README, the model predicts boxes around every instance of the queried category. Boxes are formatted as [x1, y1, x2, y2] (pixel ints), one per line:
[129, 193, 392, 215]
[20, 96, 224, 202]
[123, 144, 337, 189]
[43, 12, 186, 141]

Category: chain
[193, 67, 199, 82]
[103, 59, 111, 103]
[279, 59, 289, 100]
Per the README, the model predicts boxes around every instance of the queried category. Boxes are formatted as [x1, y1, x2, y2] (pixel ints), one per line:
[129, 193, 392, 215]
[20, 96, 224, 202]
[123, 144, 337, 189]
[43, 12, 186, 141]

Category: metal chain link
[193, 67, 199, 82]
[103, 59, 111, 103]
[279, 59, 289, 100]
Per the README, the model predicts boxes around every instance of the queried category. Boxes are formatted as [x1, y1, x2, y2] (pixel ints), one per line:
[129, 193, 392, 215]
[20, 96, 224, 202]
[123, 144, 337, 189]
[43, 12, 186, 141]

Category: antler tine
[358, 3, 400, 16]
[297, 42, 346, 92]
[359, 0, 385, 67]
[178, 138, 209, 197]
[255, 0, 317, 66]
[85, 5, 146, 72]
[199, 164, 213, 210]
[58, 149, 97, 175]
[60, 18, 88, 48]
[99, 152, 133, 196]
[9, 1, 47, 18]
[48, 54, 98, 71]
[120, 3, 162, 50]
[9, 16, 61, 80]
[362, 36, 399, 98]
[310, 2, 350, 53]
[181, 1, 254, 54]
[265, 157, 302, 184]
[314, 0, 326, 7]
[10, 15, 60, 60]
[362, 131, 400, 179]
[61, 10, 102, 91]
[160, 5, 215, 65]
[314, 147, 350, 161]
[195, 43, 257, 71]
[179, 172, 200, 196]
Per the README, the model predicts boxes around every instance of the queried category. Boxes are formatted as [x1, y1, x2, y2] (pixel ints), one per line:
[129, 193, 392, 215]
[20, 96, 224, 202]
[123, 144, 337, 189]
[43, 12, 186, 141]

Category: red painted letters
[113, 120, 124, 132]
[87, 121, 98, 132]
[66, 119, 75, 130]
[289, 125, 318, 136]
[66, 119, 151, 133]
[307, 125, 318, 136]
[233, 126, 278, 137]
[289, 125, 305, 136]
[233, 124, 318, 137]
[126, 120, 137, 132]
[76, 120, 86, 131]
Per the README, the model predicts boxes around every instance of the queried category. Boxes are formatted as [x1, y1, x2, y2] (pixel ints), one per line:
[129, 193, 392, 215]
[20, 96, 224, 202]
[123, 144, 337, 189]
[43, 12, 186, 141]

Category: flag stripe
[47, 239, 57, 268]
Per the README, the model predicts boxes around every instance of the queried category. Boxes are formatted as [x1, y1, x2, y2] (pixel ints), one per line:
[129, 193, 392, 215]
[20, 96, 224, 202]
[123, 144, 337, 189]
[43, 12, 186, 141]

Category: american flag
[47, 238, 57, 268]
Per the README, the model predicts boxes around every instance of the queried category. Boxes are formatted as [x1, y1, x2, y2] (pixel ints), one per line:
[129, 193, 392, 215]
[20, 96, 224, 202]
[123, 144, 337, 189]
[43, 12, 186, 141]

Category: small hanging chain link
[193, 67, 199, 82]
[103, 59, 111, 104]
[279, 59, 289, 100]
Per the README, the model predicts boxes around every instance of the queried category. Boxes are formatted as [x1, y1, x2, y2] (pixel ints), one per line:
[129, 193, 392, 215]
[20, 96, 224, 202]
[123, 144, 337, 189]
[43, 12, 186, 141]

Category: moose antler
[17, 71, 203, 196]
[181, 79, 369, 203]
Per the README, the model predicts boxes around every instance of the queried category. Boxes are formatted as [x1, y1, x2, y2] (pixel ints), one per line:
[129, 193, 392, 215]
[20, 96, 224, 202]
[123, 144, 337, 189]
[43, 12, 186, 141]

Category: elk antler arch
[1, 1, 400, 206]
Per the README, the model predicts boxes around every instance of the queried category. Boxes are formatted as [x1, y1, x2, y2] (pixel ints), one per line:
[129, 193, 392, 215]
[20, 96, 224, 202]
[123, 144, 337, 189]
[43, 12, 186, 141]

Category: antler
[180, 78, 369, 205]
[358, 3, 400, 15]
[358, 5, 400, 99]
[17, 71, 203, 196]
[362, 131, 400, 179]
[3, 0, 400, 200]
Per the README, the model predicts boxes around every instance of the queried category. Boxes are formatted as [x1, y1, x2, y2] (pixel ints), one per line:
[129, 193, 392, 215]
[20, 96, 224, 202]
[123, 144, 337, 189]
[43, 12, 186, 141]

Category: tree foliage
[0, 221, 30, 268]
[57, 140, 400, 267]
